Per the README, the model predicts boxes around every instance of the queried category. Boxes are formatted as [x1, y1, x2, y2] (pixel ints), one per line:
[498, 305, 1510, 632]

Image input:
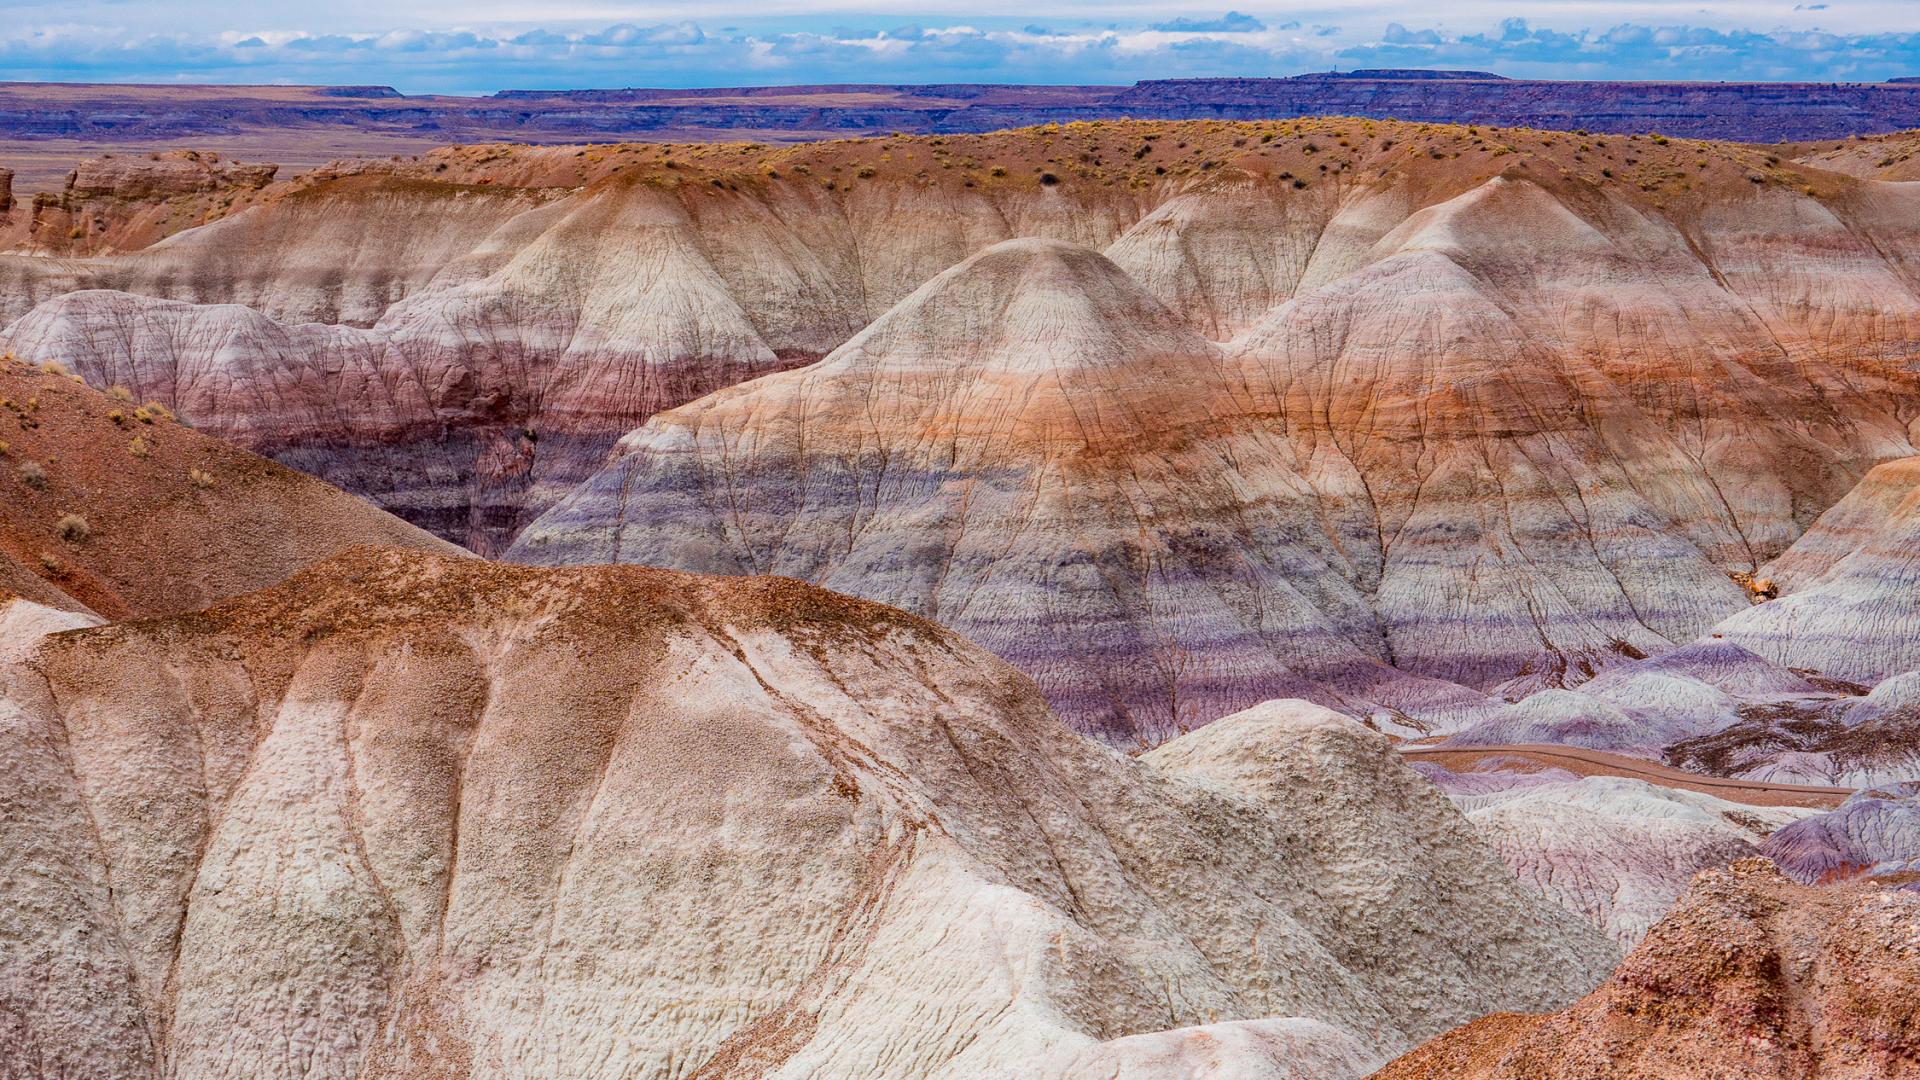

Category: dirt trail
[1398, 744, 1853, 809]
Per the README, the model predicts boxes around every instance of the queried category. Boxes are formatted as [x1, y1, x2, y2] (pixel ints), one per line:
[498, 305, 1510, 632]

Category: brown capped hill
[0, 354, 459, 618]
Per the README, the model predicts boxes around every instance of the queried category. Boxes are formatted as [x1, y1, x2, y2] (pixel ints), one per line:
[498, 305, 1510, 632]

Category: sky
[1, 1, 1917, 94]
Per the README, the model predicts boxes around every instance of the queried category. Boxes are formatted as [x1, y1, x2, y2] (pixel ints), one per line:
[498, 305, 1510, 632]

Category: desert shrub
[38, 552, 63, 575]
[188, 467, 217, 488]
[108, 385, 134, 402]
[56, 514, 89, 542]
[17, 461, 45, 488]
[107, 409, 125, 425]
[128, 437, 151, 458]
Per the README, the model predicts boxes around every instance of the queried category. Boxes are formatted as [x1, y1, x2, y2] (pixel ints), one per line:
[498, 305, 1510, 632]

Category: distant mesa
[1289, 69, 1509, 80]
[310, 85, 404, 98]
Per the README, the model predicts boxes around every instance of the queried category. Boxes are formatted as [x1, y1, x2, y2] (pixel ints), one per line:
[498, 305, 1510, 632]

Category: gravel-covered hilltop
[0, 356, 456, 618]
[1374, 859, 1920, 1079]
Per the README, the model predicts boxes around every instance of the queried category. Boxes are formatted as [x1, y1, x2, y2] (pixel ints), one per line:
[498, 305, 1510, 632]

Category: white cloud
[1, 4, 1917, 92]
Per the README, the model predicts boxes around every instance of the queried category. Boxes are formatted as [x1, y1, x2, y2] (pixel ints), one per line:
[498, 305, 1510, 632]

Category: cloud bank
[3, 10, 1919, 93]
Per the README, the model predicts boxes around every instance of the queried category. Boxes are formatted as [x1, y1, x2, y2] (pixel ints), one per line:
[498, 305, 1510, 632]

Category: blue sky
[0, 1, 1916, 93]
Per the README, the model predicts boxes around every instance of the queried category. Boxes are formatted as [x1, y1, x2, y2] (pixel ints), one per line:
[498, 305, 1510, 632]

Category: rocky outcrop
[60, 152, 277, 202]
[0, 548, 1613, 1079]
[0, 150, 281, 258]
[1373, 858, 1920, 1079]
[0, 355, 458, 618]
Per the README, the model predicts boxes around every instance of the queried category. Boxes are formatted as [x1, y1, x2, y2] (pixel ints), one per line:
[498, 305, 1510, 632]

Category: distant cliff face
[1109, 76, 1920, 142]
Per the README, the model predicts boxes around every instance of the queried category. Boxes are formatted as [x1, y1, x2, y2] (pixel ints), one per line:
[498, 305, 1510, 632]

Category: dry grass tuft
[56, 514, 89, 543]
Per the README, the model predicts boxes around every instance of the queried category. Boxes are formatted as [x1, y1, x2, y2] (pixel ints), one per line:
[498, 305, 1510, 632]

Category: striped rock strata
[16, 125, 1920, 731]
[510, 190, 1920, 738]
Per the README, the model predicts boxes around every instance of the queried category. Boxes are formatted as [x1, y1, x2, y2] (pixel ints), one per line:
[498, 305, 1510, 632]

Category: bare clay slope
[1718, 455, 1920, 683]
[1372, 858, 1920, 1080]
[0, 356, 458, 618]
[0, 546, 1612, 1080]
